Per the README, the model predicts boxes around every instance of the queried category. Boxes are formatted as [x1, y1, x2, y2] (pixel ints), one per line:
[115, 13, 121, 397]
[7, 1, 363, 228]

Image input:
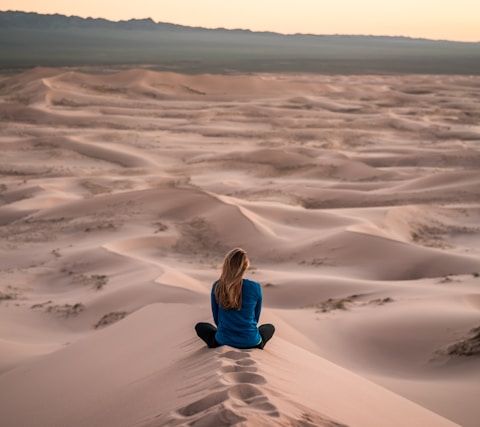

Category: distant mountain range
[1, 10, 479, 73]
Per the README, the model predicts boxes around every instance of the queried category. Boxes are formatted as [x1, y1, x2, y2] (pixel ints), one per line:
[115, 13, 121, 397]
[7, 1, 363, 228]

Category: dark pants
[195, 322, 275, 350]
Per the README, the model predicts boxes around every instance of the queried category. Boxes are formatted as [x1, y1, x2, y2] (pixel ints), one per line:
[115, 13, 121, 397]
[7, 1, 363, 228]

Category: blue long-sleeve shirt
[211, 278, 262, 348]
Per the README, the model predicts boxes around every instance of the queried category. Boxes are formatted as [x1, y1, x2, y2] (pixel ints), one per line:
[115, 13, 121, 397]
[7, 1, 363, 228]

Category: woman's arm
[211, 282, 219, 326]
[254, 283, 262, 323]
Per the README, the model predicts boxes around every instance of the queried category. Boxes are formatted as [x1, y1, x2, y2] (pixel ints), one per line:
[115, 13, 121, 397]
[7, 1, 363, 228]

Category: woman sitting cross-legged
[195, 248, 275, 350]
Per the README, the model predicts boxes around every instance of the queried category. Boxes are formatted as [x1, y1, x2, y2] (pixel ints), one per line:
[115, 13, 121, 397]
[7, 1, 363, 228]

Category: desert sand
[0, 68, 479, 426]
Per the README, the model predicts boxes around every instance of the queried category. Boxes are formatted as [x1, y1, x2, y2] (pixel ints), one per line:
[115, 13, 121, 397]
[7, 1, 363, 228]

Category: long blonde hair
[214, 248, 250, 310]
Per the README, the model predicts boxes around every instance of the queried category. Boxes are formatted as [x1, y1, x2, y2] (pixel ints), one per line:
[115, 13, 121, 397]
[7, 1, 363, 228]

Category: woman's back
[195, 247, 274, 350]
[211, 278, 262, 348]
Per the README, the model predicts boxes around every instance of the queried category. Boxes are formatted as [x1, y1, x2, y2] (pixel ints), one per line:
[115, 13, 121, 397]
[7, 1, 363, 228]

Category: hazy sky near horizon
[3, 0, 479, 42]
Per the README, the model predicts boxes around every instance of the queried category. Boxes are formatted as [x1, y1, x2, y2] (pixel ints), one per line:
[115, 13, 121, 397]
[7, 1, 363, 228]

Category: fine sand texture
[0, 68, 479, 426]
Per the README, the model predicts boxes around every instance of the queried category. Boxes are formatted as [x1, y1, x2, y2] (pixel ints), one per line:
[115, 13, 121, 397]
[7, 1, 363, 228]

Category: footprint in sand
[177, 389, 229, 417]
[218, 349, 253, 361]
[140, 348, 344, 427]
[222, 371, 267, 385]
[170, 349, 279, 425]
[235, 358, 256, 366]
[228, 383, 279, 416]
[220, 364, 258, 373]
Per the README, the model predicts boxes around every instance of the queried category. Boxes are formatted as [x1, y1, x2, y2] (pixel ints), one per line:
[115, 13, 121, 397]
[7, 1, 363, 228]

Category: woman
[195, 248, 275, 350]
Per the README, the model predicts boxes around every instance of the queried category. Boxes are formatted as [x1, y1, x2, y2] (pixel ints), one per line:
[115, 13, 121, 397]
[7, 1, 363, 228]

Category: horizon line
[3, 9, 480, 44]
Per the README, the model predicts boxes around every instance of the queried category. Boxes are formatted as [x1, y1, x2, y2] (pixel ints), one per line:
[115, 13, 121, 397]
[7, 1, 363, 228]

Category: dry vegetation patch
[94, 311, 128, 329]
[31, 301, 85, 317]
[305, 294, 394, 313]
[445, 327, 480, 357]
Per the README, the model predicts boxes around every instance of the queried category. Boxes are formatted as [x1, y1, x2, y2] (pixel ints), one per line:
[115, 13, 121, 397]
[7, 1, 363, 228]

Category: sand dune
[0, 305, 458, 427]
[0, 68, 479, 426]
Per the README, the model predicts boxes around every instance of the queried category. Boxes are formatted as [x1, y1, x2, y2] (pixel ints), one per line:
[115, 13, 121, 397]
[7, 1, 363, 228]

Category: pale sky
[3, 0, 479, 42]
